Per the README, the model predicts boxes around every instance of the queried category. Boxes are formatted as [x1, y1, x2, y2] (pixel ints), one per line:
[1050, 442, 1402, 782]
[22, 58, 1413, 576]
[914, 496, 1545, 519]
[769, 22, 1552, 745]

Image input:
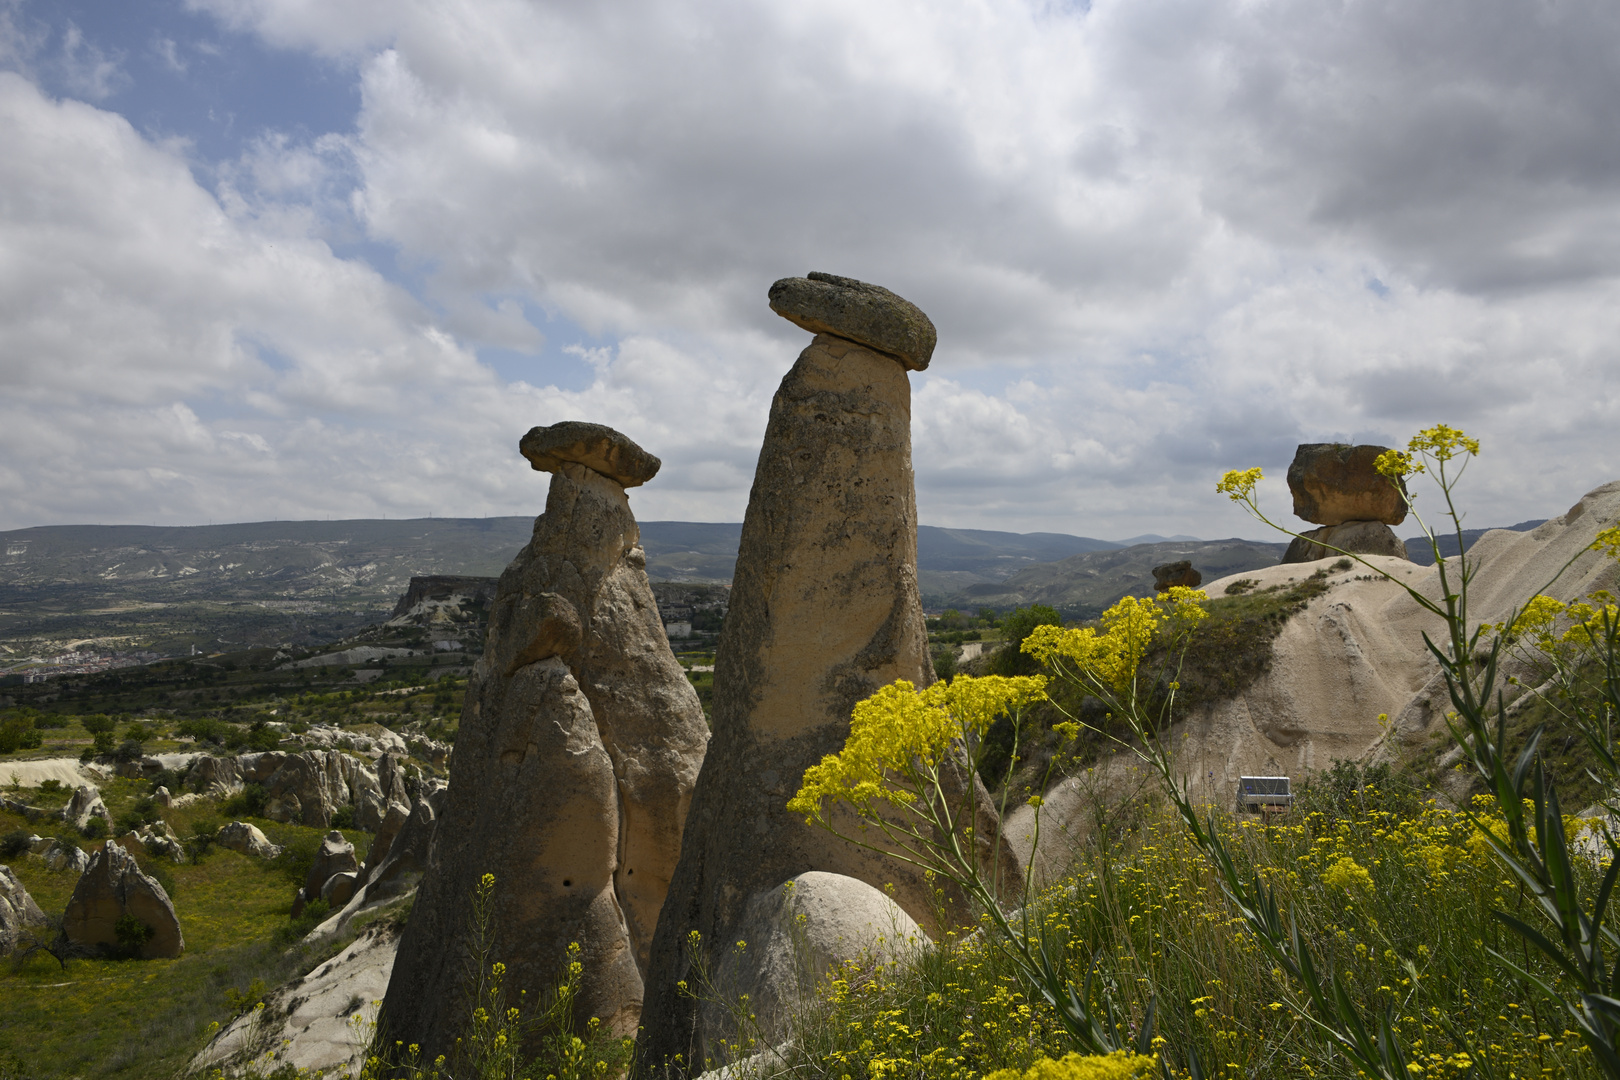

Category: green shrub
[329, 804, 355, 830]
[0, 829, 33, 859]
[112, 739, 146, 763]
[988, 605, 1063, 677]
[113, 913, 154, 955]
[222, 783, 268, 819]
[32, 711, 67, 730]
[79, 714, 116, 735]
[176, 716, 226, 744]
[81, 817, 108, 840]
[0, 714, 42, 754]
[92, 730, 116, 755]
[246, 722, 281, 752]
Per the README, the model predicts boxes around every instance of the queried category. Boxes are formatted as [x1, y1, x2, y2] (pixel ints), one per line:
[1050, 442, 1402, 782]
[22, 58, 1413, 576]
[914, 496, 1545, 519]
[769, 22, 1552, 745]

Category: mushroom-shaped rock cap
[519, 421, 661, 488]
[768, 271, 936, 371]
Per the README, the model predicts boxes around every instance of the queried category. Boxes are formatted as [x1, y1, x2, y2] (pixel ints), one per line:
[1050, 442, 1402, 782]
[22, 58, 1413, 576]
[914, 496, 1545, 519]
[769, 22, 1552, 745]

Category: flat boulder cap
[519, 421, 661, 488]
[768, 272, 936, 371]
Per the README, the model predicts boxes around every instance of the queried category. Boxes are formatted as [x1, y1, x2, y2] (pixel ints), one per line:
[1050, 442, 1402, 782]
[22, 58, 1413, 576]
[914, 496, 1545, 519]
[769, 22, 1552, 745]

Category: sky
[2, 0, 1618, 541]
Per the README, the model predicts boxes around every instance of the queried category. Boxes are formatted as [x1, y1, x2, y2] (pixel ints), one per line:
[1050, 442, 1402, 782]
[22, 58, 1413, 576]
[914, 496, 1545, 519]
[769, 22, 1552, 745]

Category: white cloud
[4, 0, 1620, 542]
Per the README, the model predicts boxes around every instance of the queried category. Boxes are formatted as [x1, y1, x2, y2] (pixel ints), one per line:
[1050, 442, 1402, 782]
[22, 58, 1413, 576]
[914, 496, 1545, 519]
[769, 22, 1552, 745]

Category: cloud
[4, 0, 1620, 542]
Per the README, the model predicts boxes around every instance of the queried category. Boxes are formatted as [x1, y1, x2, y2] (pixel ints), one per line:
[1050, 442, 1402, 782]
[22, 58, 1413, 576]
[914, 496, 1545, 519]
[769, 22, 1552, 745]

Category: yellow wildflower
[1216, 467, 1263, 502]
[1323, 855, 1373, 892]
[983, 1051, 1158, 1080]
[787, 674, 1046, 820]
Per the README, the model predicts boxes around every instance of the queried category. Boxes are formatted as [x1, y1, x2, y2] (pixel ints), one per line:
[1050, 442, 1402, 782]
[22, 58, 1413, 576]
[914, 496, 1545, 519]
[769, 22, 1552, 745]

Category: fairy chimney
[634, 274, 1018, 1077]
[381, 421, 709, 1061]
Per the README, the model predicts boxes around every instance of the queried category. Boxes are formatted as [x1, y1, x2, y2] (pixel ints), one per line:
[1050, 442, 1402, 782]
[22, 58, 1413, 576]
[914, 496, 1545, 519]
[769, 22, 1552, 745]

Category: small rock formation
[304, 831, 359, 903]
[216, 822, 283, 860]
[636, 274, 1014, 1076]
[382, 421, 710, 1059]
[194, 920, 402, 1078]
[43, 839, 90, 874]
[62, 840, 184, 958]
[708, 871, 927, 1042]
[1282, 443, 1411, 564]
[0, 865, 48, 949]
[1152, 560, 1202, 591]
[126, 820, 186, 864]
[63, 785, 111, 831]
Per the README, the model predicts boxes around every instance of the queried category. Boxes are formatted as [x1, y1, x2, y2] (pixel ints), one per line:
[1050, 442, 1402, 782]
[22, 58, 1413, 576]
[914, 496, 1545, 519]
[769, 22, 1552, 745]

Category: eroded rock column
[381, 422, 709, 1060]
[635, 273, 1016, 1076]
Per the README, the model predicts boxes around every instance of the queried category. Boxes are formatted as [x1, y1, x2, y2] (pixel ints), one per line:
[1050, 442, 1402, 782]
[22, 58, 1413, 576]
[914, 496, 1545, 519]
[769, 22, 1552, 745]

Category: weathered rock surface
[1282, 521, 1410, 564]
[0, 864, 48, 949]
[1288, 443, 1408, 526]
[304, 831, 359, 902]
[321, 871, 359, 908]
[44, 839, 90, 874]
[383, 421, 709, 1060]
[194, 920, 401, 1078]
[182, 750, 405, 830]
[126, 820, 186, 864]
[520, 421, 662, 488]
[62, 840, 184, 958]
[768, 272, 936, 371]
[216, 821, 283, 860]
[708, 872, 928, 1042]
[63, 785, 111, 831]
[1152, 560, 1202, 591]
[636, 304, 1015, 1076]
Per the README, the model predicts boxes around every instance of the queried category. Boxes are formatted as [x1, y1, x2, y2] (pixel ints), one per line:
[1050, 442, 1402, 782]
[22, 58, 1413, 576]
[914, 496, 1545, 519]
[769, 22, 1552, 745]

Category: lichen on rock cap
[519, 421, 661, 488]
[768, 271, 937, 371]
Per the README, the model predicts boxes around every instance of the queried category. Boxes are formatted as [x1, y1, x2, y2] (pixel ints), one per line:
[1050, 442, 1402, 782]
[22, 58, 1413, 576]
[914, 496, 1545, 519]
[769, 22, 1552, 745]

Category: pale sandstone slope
[1008, 481, 1620, 882]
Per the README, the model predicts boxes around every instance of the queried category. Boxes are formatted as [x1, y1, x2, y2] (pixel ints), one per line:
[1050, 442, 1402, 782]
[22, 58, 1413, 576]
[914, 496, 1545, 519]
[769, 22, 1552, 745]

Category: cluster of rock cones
[380, 272, 1004, 1072]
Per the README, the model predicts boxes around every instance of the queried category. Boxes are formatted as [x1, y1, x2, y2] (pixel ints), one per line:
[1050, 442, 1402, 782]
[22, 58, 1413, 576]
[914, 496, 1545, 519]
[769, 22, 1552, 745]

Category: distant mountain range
[0, 515, 1552, 653]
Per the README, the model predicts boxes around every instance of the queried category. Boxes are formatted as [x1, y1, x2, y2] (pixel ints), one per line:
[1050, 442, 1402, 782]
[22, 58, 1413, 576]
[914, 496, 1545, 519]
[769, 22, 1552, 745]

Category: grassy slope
[1, 778, 374, 1080]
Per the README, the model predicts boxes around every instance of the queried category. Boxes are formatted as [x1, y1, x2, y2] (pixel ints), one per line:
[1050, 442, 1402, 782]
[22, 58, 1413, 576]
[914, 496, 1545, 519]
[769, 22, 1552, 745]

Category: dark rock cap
[768, 272, 936, 371]
[1287, 443, 1407, 526]
[519, 421, 661, 488]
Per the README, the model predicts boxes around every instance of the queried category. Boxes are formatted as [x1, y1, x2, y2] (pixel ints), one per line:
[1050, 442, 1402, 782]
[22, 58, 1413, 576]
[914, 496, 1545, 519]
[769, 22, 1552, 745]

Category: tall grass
[763, 784, 1597, 1079]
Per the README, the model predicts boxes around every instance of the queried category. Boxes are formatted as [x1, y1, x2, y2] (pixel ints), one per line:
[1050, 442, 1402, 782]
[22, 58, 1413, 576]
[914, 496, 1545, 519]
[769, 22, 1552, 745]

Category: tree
[989, 604, 1062, 676]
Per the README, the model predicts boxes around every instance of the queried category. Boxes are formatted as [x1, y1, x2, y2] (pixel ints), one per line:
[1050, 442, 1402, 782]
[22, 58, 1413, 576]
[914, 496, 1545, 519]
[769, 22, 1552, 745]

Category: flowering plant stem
[789, 676, 1155, 1058]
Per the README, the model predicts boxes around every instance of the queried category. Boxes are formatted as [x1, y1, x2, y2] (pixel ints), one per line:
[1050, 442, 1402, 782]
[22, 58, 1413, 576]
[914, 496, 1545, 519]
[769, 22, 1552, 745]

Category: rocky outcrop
[62, 840, 184, 958]
[216, 822, 283, 860]
[383, 421, 709, 1060]
[707, 872, 927, 1042]
[304, 831, 359, 903]
[1288, 443, 1408, 526]
[389, 575, 499, 623]
[125, 820, 185, 864]
[1283, 521, 1410, 564]
[0, 865, 48, 949]
[1152, 560, 1202, 591]
[1282, 444, 1411, 565]
[193, 920, 401, 1079]
[768, 272, 937, 371]
[189, 755, 244, 797]
[43, 839, 90, 874]
[636, 276, 1015, 1077]
[182, 750, 405, 830]
[63, 785, 111, 831]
